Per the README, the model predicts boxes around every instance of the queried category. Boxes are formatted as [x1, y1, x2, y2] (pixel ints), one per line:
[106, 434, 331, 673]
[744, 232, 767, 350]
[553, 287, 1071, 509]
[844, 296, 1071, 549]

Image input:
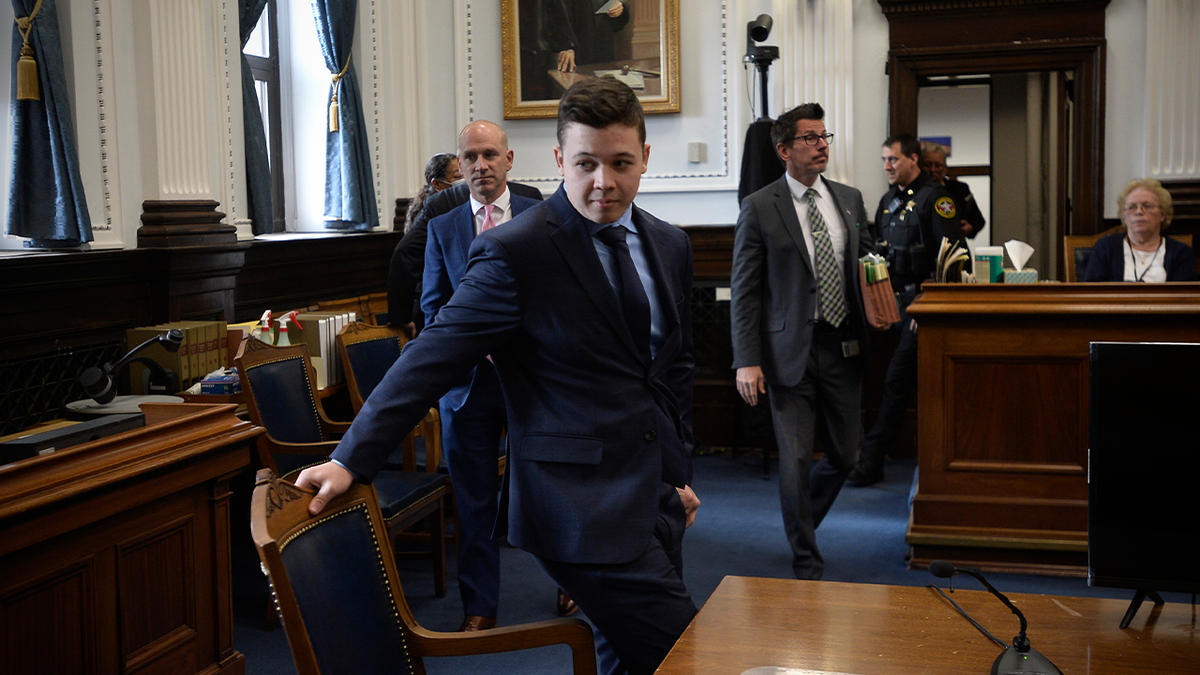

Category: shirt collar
[785, 172, 829, 202]
[584, 204, 637, 237]
[469, 185, 511, 218]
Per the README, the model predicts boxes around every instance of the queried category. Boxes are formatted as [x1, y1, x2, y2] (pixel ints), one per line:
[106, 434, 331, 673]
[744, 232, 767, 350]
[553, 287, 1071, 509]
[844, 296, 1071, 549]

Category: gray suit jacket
[730, 174, 875, 388]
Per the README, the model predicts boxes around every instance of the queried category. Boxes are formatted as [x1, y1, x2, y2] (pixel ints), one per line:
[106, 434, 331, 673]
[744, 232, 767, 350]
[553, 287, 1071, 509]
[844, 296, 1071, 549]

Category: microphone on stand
[929, 560, 1062, 675]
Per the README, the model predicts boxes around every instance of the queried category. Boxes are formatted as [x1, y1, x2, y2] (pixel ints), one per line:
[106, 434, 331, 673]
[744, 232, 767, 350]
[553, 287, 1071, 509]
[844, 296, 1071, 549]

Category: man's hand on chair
[295, 462, 355, 515]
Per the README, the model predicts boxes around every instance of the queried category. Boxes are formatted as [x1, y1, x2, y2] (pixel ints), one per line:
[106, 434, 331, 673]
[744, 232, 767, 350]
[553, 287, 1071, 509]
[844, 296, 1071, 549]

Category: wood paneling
[235, 232, 401, 322]
[905, 282, 1200, 574]
[949, 357, 1083, 465]
[681, 225, 734, 282]
[0, 232, 401, 430]
[0, 403, 260, 675]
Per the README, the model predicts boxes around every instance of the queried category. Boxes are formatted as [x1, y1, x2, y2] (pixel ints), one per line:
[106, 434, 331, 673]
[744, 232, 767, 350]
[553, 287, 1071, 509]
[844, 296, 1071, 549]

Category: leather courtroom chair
[337, 321, 507, 477]
[337, 321, 443, 474]
[251, 469, 597, 675]
[235, 336, 448, 596]
[337, 321, 457, 549]
[1064, 226, 1193, 282]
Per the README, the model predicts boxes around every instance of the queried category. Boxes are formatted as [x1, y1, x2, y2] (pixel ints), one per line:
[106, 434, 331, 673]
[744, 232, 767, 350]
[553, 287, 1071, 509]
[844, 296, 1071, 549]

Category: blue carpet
[235, 453, 1192, 674]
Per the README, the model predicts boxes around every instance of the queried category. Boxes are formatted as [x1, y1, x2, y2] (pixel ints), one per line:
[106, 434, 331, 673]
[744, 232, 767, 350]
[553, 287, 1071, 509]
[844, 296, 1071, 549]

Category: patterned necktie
[480, 204, 497, 232]
[596, 225, 652, 364]
[806, 188, 848, 327]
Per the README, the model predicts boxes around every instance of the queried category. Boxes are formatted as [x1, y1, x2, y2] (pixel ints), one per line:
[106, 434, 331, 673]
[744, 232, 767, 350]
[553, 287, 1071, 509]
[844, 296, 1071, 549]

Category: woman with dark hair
[404, 153, 461, 232]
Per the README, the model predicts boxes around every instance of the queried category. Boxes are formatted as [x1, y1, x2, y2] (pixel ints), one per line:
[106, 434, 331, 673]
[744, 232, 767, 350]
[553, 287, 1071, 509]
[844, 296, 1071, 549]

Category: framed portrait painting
[501, 0, 680, 120]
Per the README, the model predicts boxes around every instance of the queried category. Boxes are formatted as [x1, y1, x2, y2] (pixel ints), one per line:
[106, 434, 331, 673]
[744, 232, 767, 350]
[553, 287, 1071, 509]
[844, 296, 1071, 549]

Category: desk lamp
[78, 328, 185, 404]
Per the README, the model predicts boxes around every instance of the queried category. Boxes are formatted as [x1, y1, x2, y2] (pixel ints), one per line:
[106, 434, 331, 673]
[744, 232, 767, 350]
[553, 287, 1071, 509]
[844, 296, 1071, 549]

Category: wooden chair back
[235, 338, 349, 476]
[336, 321, 442, 474]
[250, 469, 597, 675]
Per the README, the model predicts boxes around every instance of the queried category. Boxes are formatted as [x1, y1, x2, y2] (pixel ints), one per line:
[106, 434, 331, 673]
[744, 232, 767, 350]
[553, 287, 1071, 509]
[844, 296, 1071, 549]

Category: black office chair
[251, 469, 597, 675]
[236, 337, 448, 596]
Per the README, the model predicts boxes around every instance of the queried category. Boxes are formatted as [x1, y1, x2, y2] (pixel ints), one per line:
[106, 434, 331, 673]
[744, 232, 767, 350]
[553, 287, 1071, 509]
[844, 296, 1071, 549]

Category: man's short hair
[884, 133, 921, 161]
[557, 76, 646, 146]
[771, 103, 825, 148]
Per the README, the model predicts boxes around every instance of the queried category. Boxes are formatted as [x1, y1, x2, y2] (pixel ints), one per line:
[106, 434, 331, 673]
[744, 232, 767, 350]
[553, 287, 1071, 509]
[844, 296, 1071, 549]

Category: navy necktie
[597, 225, 651, 364]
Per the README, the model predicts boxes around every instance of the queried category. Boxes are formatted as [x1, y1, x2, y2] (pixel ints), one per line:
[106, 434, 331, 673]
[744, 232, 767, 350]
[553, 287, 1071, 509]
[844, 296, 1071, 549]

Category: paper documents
[935, 237, 970, 283]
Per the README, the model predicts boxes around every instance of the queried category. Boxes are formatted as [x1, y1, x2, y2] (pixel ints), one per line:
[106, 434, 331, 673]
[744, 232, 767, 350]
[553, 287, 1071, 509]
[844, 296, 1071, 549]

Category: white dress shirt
[469, 186, 513, 236]
[785, 173, 847, 321]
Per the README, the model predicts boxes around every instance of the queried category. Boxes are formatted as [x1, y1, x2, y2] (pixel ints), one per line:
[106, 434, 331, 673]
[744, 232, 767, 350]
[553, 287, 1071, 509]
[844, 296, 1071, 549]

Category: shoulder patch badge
[935, 196, 957, 219]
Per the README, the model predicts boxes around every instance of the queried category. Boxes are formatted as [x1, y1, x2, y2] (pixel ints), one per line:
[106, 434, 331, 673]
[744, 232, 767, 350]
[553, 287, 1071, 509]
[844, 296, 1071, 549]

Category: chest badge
[935, 196, 957, 219]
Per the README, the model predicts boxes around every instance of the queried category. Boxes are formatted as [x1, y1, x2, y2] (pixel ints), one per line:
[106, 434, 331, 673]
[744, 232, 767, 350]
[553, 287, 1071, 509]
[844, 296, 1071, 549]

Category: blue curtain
[310, 0, 377, 231]
[7, 0, 91, 246]
[239, 0, 274, 235]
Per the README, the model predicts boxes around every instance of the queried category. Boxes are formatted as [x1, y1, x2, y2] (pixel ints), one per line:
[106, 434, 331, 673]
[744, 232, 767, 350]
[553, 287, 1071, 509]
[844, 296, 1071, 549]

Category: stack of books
[227, 310, 358, 390]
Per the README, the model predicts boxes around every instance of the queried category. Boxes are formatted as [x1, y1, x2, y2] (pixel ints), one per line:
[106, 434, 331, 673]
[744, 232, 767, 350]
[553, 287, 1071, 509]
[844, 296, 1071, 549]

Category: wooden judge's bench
[905, 283, 1200, 575]
[0, 403, 261, 674]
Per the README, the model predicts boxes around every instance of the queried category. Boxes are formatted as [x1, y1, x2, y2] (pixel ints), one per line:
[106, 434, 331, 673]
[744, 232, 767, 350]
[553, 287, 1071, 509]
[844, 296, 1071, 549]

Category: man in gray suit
[730, 103, 876, 580]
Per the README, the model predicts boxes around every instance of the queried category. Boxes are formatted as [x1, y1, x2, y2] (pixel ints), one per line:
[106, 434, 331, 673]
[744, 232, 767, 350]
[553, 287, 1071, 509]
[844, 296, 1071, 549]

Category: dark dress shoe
[846, 460, 884, 487]
[556, 589, 578, 617]
[457, 615, 497, 632]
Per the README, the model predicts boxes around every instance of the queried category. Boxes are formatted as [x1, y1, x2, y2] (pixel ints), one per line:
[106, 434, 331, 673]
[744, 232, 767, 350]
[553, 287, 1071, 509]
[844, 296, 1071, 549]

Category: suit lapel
[636, 209, 682, 377]
[773, 177, 815, 277]
[448, 203, 477, 283]
[545, 189, 644, 362]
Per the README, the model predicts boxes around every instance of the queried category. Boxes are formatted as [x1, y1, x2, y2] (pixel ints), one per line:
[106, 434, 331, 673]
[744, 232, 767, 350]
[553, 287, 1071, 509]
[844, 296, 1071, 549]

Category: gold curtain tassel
[16, 44, 39, 101]
[327, 53, 350, 133]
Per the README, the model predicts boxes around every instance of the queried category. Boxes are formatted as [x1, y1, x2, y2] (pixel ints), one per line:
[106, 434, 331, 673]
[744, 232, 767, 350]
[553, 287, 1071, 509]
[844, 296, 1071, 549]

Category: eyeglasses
[1123, 202, 1160, 214]
[783, 133, 834, 147]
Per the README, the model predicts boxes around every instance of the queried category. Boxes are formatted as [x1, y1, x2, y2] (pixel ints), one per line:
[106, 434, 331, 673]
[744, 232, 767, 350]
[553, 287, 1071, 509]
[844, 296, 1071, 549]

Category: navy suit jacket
[332, 185, 695, 565]
[422, 194, 541, 410]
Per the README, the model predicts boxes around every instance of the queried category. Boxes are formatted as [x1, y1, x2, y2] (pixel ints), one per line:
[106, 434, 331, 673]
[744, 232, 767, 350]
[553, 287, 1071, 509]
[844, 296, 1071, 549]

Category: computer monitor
[1088, 342, 1200, 599]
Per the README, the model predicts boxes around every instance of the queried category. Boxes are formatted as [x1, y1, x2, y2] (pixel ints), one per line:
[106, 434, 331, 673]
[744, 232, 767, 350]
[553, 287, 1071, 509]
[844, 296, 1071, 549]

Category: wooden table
[656, 576, 1199, 674]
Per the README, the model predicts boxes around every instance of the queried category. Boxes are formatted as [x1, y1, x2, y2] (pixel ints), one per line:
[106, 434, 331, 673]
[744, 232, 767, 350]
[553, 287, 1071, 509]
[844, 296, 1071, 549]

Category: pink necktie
[480, 203, 498, 364]
[480, 204, 497, 232]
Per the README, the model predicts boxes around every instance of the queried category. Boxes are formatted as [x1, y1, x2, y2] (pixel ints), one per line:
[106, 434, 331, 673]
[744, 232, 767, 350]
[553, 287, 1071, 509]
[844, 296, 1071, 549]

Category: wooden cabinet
[905, 283, 1200, 574]
[0, 403, 261, 674]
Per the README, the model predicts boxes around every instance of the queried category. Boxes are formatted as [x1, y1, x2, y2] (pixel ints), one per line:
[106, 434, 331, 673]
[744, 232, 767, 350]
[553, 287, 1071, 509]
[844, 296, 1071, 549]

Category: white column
[129, 0, 247, 233]
[1145, 0, 1200, 178]
[775, 0, 855, 184]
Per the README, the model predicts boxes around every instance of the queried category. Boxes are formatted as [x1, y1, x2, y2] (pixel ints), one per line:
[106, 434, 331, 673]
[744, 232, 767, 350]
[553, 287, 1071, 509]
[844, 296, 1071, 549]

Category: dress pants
[859, 286, 919, 466]
[535, 484, 697, 675]
[439, 362, 506, 619]
[767, 322, 863, 580]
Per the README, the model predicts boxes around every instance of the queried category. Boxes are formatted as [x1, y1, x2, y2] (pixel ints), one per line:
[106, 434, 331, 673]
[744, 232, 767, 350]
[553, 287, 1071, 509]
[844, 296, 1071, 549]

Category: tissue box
[200, 371, 242, 395]
[1003, 268, 1039, 284]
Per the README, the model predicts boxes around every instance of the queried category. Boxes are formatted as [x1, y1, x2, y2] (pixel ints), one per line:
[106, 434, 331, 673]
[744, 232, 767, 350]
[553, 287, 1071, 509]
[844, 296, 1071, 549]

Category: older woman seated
[1082, 178, 1197, 282]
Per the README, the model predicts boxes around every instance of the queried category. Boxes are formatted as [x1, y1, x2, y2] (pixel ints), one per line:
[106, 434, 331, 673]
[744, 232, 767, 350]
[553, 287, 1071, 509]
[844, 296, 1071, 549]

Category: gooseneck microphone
[929, 560, 1062, 675]
[79, 329, 185, 404]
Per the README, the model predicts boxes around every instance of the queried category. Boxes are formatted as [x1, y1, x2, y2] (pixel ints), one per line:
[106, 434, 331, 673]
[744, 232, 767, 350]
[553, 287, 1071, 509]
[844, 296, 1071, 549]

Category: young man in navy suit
[422, 120, 542, 632]
[297, 77, 699, 675]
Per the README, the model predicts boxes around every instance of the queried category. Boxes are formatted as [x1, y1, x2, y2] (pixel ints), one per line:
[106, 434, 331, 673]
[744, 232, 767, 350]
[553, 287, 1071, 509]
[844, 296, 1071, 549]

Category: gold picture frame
[501, 0, 680, 120]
